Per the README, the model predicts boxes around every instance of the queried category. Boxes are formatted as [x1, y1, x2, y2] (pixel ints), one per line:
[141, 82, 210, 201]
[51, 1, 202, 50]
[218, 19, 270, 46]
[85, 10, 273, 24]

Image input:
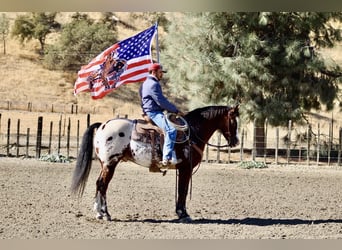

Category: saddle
[131, 119, 164, 143]
[131, 115, 188, 172]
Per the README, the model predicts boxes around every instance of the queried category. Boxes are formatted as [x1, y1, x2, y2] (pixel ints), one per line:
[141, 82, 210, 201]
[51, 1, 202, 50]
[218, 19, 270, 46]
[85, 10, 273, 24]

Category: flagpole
[155, 22, 159, 63]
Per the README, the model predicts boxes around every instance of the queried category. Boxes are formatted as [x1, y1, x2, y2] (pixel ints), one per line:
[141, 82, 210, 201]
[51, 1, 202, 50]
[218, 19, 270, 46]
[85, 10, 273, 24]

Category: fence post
[16, 119, 20, 157]
[77, 119, 80, 155]
[87, 114, 90, 128]
[239, 128, 244, 162]
[67, 117, 71, 158]
[264, 118, 268, 163]
[298, 131, 302, 162]
[338, 127, 342, 166]
[307, 123, 311, 166]
[287, 120, 292, 164]
[48, 121, 53, 154]
[216, 133, 221, 163]
[275, 127, 279, 165]
[227, 147, 231, 164]
[328, 121, 332, 166]
[316, 123, 320, 166]
[7, 118, 10, 156]
[58, 117, 62, 155]
[26, 128, 30, 157]
[36, 116, 43, 159]
[252, 118, 256, 161]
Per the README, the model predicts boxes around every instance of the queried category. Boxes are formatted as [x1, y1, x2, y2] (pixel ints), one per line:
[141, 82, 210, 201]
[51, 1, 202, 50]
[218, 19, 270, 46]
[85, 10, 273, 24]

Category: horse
[70, 105, 239, 222]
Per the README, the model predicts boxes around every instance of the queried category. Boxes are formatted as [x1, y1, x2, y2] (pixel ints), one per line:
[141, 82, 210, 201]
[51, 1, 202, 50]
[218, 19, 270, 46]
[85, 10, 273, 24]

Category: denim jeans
[146, 111, 177, 161]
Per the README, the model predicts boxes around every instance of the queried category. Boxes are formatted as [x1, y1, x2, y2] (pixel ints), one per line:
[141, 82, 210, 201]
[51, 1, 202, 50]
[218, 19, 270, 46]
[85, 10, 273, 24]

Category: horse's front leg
[94, 162, 116, 221]
[176, 165, 193, 222]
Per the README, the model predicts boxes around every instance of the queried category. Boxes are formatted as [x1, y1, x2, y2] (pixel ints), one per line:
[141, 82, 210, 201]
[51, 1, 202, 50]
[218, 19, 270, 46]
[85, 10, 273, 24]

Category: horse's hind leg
[94, 161, 118, 221]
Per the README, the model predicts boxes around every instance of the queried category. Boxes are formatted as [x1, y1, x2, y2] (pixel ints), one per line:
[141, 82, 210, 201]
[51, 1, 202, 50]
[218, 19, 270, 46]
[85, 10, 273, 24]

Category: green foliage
[11, 14, 34, 42]
[11, 12, 60, 54]
[39, 153, 71, 163]
[238, 161, 268, 169]
[162, 12, 342, 127]
[43, 14, 117, 71]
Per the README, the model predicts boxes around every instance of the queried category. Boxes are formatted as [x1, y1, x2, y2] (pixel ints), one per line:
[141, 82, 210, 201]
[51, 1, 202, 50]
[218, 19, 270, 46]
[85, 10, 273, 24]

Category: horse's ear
[231, 104, 239, 117]
[231, 104, 239, 112]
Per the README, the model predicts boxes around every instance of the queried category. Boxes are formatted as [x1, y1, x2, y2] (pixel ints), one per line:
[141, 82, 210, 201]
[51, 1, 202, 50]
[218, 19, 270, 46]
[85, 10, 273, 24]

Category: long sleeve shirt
[140, 75, 179, 114]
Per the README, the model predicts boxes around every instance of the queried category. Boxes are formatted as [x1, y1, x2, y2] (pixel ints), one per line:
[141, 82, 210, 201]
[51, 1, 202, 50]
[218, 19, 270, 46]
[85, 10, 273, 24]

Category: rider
[140, 63, 183, 167]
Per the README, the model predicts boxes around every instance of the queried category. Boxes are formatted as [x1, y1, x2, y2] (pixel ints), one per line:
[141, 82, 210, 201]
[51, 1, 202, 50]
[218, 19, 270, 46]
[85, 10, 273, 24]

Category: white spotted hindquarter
[94, 119, 133, 165]
[130, 140, 154, 167]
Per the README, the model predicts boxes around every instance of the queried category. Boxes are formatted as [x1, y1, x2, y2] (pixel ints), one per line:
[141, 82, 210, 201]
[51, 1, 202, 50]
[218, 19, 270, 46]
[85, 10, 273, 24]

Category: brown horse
[71, 105, 239, 222]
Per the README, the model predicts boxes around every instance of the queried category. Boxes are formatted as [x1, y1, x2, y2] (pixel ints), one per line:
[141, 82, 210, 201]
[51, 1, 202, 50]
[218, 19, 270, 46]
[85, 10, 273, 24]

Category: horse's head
[219, 105, 239, 147]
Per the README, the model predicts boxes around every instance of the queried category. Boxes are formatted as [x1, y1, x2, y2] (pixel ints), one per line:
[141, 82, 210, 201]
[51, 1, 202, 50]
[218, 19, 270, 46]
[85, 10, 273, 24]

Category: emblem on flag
[74, 23, 157, 99]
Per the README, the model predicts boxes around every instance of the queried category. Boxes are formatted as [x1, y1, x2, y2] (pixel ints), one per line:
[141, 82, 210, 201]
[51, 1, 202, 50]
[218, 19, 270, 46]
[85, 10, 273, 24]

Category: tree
[43, 13, 118, 71]
[0, 13, 10, 55]
[11, 12, 60, 54]
[162, 12, 342, 154]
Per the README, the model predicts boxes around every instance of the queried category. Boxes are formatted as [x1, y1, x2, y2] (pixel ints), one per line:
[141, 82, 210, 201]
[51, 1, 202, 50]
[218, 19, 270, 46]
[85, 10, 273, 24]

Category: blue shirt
[140, 75, 179, 114]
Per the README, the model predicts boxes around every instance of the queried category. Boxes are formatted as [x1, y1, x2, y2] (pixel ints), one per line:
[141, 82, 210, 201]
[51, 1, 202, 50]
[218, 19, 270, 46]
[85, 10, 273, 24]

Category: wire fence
[1, 108, 342, 166]
[0, 100, 114, 115]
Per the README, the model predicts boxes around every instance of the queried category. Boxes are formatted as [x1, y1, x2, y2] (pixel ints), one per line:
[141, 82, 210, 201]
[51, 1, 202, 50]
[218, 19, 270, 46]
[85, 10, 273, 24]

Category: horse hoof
[96, 213, 111, 221]
[104, 215, 112, 221]
[178, 216, 192, 223]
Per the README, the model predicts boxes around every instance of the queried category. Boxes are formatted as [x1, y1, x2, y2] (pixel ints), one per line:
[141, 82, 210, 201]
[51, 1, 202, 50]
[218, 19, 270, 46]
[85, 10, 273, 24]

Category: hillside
[0, 12, 172, 118]
[0, 12, 341, 123]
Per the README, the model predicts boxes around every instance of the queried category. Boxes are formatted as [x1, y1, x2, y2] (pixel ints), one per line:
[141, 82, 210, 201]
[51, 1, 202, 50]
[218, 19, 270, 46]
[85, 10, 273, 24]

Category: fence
[1, 109, 342, 166]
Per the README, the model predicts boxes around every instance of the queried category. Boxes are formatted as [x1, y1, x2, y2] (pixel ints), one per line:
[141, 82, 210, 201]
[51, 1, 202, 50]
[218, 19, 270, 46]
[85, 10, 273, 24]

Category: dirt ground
[0, 157, 342, 239]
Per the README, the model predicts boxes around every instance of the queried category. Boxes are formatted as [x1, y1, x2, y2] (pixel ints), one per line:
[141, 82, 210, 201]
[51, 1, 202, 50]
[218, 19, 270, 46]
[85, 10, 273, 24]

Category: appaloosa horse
[71, 105, 239, 222]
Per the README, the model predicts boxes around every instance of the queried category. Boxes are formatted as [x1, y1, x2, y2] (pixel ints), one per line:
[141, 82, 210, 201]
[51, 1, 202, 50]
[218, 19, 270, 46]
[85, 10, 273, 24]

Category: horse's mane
[185, 106, 232, 123]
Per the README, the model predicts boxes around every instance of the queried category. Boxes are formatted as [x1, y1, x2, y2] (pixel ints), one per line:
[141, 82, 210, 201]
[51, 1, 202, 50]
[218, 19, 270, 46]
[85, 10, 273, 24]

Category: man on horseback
[140, 63, 184, 168]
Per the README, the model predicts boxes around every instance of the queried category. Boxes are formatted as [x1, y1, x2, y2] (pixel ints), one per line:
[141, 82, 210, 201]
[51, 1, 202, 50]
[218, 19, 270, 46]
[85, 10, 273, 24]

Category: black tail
[71, 122, 102, 197]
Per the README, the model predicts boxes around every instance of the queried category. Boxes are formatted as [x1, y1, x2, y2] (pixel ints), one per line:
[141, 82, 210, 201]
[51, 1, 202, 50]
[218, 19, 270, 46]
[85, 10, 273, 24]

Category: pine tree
[162, 12, 342, 154]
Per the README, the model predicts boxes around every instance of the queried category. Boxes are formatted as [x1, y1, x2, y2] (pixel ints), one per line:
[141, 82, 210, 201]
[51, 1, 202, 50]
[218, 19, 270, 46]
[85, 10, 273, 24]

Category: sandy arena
[0, 157, 342, 239]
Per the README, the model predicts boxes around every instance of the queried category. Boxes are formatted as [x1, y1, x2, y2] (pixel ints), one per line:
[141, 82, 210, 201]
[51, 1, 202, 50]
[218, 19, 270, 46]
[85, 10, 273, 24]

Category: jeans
[146, 111, 177, 161]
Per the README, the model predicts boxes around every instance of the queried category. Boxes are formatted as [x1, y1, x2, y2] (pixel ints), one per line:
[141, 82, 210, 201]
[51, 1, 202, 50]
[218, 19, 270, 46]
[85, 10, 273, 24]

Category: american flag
[74, 23, 157, 99]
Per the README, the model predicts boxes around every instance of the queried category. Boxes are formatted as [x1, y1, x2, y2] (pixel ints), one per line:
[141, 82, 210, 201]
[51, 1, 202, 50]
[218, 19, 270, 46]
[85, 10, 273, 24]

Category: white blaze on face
[94, 119, 133, 165]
